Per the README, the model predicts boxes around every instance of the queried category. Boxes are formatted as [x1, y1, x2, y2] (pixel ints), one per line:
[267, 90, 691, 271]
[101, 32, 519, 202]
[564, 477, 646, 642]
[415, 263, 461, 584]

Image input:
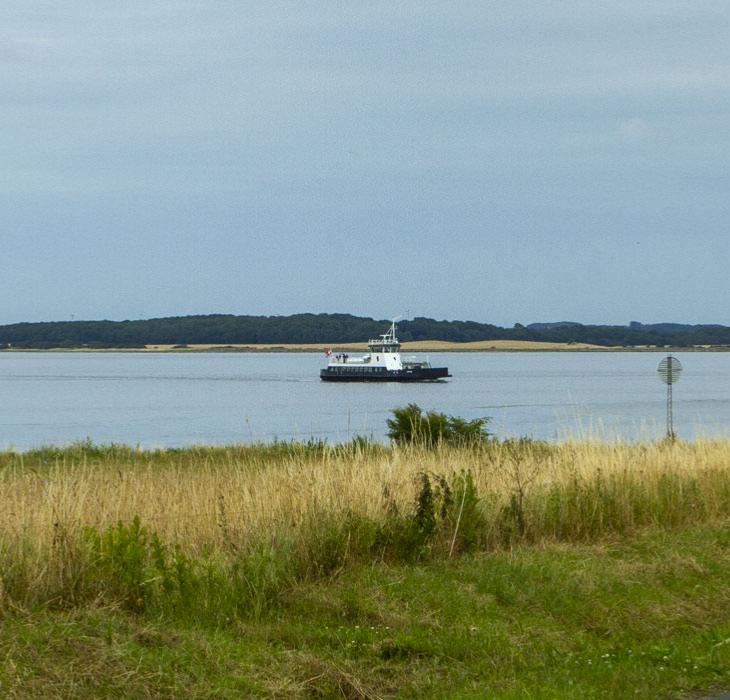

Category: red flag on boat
[325, 349, 332, 356]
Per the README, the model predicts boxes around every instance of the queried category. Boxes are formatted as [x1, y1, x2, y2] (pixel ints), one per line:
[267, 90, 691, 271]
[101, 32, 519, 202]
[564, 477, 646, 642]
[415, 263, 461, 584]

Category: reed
[2, 438, 730, 617]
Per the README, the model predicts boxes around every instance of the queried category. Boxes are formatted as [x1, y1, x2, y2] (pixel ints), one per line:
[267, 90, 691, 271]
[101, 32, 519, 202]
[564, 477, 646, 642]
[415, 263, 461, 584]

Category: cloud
[618, 118, 651, 140]
[10, 35, 64, 49]
[1, 2, 729, 325]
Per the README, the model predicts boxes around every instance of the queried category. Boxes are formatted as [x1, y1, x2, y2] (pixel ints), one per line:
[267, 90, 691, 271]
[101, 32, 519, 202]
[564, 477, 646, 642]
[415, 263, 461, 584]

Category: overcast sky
[2, 2, 729, 326]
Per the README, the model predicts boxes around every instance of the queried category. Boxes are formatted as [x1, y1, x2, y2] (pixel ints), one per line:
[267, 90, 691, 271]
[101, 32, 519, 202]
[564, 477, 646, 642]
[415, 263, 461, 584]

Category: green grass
[0, 436, 385, 470]
[3, 521, 730, 698]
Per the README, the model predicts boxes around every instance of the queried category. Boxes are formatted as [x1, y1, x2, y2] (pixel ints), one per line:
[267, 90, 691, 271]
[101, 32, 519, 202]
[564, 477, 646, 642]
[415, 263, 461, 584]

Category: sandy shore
[142, 340, 606, 352]
[136, 340, 688, 352]
[4, 341, 729, 352]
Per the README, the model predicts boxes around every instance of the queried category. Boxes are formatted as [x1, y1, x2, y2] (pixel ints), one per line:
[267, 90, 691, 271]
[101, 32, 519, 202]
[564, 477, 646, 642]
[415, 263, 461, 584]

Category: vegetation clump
[386, 403, 491, 447]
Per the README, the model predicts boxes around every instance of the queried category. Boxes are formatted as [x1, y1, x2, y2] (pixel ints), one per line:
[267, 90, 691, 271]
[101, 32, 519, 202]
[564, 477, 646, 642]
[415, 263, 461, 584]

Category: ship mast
[368, 317, 401, 353]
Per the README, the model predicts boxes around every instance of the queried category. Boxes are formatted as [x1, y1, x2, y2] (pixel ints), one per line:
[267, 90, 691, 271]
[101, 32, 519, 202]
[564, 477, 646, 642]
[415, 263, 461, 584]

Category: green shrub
[85, 516, 150, 612]
[448, 470, 484, 554]
[374, 471, 483, 561]
[386, 404, 491, 447]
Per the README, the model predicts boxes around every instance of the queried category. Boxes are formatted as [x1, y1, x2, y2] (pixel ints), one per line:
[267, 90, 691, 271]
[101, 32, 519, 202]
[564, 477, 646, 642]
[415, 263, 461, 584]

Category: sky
[2, 2, 729, 327]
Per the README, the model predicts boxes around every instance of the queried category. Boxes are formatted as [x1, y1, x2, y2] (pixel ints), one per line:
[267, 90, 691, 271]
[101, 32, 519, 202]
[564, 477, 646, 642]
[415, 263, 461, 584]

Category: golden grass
[2, 439, 730, 614]
[3, 440, 730, 556]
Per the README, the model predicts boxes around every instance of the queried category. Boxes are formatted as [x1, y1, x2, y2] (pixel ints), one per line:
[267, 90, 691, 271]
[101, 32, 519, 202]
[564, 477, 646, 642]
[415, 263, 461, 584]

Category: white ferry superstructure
[319, 321, 450, 382]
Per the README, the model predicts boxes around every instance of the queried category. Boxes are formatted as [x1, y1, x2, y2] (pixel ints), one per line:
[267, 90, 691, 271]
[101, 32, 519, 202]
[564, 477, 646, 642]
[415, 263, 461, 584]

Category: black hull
[320, 367, 450, 382]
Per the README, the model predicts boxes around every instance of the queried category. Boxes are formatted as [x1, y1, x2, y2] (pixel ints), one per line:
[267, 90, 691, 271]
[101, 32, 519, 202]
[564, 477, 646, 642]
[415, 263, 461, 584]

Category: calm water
[0, 351, 728, 449]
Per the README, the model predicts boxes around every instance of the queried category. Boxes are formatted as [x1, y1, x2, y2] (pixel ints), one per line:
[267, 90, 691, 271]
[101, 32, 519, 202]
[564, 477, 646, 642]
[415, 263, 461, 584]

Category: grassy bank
[2, 439, 730, 697]
[3, 439, 730, 572]
[2, 524, 730, 698]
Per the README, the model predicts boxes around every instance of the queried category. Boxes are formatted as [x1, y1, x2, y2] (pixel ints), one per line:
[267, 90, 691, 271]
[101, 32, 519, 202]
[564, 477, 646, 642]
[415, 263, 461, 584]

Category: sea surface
[0, 351, 728, 449]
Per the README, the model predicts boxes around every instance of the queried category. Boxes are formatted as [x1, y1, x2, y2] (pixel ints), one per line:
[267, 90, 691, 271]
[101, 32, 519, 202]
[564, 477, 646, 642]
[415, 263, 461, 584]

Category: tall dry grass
[2, 439, 730, 614]
[3, 439, 730, 545]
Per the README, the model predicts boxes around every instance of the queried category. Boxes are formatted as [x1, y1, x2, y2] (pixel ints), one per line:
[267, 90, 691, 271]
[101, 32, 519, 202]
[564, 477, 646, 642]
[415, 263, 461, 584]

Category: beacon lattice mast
[657, 355, 683, 440]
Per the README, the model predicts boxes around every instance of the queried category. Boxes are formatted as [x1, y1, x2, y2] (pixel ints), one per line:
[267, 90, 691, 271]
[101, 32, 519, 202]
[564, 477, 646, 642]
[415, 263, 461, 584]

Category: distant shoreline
[2, 340, 730, 353]
[3, 314, 730, 350]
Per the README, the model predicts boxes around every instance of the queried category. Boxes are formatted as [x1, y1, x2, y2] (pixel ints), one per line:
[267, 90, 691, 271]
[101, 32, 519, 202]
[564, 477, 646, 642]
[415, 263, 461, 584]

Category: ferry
[320, 321, 450, 382]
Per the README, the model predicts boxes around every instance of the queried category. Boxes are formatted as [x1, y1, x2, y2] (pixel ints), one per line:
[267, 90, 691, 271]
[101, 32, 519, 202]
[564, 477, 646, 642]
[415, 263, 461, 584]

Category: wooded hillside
[1, 314, 729, 349]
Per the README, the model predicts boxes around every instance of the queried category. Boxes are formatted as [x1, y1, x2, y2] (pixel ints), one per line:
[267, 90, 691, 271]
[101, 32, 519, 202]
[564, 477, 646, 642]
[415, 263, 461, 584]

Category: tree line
[0, 313, 729, 349]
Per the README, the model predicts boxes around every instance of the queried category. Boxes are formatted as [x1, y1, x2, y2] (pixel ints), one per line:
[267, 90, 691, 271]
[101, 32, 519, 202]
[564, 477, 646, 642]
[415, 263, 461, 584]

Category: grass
[2, 438, 730, 697]
[3, 438, 730, 562]
[2, 524, 730, 698]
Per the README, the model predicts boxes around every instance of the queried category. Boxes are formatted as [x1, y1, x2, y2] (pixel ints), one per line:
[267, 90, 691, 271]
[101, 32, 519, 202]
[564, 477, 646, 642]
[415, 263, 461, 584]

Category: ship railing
[331, 354, 370, 364]
[402, 360, 431, 369]
[368, 340, 401, 350]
